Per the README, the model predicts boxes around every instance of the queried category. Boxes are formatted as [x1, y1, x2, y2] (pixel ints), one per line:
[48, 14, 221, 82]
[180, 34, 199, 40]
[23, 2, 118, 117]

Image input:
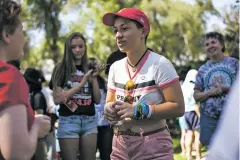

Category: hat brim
[103, 12, 137, 26]
[103, 12, 148, 32]
[102, 13, 119, 26]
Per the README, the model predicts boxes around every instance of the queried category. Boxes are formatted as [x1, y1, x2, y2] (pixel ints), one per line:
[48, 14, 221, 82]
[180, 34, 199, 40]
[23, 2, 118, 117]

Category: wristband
[133, 104, 141, 120]
[141, 104, 149, 119]
[133, 103, 151, 120]
[147, 104, 152, 119]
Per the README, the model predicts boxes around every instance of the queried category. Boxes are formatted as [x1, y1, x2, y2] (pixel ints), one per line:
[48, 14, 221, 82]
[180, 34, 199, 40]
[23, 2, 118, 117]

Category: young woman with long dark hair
[51, 32, 101, 160]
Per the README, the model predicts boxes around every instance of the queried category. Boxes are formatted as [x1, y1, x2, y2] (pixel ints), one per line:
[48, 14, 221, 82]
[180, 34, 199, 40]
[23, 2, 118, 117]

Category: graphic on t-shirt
[116, 81, 164, 106]
[63, 71, 93, 112]
[205, 66, 234, 91]
[116, 94, 141, 103]
[205, 66, 234, 94]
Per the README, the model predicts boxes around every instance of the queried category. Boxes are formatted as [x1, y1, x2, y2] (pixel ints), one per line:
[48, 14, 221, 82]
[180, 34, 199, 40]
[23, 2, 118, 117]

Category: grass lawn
[173, 138, 207, 160]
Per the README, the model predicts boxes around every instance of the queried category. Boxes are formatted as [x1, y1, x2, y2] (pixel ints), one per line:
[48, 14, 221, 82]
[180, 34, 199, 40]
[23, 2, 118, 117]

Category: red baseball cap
[102, 8, 150, 34]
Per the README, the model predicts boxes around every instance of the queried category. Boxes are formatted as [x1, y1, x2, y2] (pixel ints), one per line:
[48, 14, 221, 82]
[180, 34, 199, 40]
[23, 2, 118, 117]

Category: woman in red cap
[103, 8, 184, 160]
[0, 1, 51, 159]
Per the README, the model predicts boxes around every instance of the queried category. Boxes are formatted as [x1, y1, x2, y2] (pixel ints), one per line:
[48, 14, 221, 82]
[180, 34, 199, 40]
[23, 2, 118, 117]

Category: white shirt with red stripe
[107, 50, 179, 105]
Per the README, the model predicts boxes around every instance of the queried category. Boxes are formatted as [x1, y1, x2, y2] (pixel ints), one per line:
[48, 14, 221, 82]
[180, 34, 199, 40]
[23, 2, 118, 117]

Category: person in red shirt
[0, 1, 51, 159]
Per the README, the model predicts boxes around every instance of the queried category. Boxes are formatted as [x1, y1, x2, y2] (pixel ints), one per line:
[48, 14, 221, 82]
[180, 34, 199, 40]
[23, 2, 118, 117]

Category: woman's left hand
[91, 67, 100, 77]
[88, 68, 99, 83]
[114, 101, 134, 120]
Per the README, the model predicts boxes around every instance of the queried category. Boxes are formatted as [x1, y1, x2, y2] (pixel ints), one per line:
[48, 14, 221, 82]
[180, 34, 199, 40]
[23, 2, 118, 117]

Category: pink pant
[111, 128, 174, 160]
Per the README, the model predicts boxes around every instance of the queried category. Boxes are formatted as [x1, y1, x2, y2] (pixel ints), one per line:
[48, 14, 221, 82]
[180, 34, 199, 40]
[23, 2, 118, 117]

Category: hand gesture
[209, 86, 223, 96]
[90, 63, 106, 77]
[91, 67, 100, 77]
[104, 102, 119, 125]
[34, 115, 51, 138]
[81, 69, 94, 84]
[114, 101, 134, 120]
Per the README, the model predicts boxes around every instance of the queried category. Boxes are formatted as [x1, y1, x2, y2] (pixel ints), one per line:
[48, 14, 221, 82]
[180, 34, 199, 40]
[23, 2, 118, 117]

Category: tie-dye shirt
[194, 56, 239, 118]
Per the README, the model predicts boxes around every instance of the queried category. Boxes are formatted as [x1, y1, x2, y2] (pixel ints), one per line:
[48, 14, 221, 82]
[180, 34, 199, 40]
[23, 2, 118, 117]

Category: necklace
[125, 49, 150, 91]
[127, 49, 148, 72]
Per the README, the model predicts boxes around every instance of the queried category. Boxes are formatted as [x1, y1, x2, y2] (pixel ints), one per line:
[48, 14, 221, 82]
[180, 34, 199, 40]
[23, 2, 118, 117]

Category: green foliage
[20, 0, 237, 71]
[67, 0, 219, 65]
[223, 1, 239, 59]
[21, 0, 67, 64]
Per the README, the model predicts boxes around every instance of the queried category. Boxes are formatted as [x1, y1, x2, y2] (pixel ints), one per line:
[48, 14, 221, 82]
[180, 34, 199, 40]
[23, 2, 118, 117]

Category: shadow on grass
[173, 138, 182, 154]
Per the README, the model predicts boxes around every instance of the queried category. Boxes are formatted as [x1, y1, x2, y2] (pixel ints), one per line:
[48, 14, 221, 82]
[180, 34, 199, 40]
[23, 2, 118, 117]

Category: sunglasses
[8, 2, 21, 17]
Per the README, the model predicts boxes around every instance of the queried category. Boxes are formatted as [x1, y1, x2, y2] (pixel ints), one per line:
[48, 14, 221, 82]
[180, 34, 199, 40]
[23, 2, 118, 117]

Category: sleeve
[0, 66, 29, 112]
[234, 58, 239, 78]
[107, 63, 116, 92]
[155, 57, 179, 89]
[32, 92, 46, 111]
[194, 69, 204, 91]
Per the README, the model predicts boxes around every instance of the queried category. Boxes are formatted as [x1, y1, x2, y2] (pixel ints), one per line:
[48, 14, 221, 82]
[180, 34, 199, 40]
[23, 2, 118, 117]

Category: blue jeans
[200, 113, 218, 146]
[57, 115, 98, 139]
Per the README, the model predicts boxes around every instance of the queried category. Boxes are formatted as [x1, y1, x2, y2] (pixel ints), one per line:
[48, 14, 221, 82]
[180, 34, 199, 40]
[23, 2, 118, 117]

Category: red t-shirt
[0, 60, 35, 129]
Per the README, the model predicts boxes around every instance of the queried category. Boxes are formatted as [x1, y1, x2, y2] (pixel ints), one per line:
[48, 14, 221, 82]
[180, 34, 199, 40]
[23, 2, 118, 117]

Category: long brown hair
[52, 32, 88, 88]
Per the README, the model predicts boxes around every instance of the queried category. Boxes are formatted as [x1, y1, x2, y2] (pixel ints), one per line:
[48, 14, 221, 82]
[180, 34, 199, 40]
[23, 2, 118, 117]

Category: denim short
[57, 115, 98, 139]
[200, 113, 218, 146]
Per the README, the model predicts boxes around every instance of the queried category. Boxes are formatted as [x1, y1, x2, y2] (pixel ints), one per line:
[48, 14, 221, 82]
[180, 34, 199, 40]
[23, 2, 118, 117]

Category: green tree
[22, 0, 66, 64]
[223, 0, 239, 59]
[21, 0, 221, 68]
[68, 0, 219, 66]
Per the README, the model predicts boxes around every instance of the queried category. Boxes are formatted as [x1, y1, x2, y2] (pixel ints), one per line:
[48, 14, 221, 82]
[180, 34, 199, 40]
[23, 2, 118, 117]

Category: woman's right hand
[34, 115, 51, 138]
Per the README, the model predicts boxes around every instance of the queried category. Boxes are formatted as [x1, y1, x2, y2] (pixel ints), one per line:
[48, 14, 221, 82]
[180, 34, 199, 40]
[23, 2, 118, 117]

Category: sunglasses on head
[8, 2, 21, 17]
